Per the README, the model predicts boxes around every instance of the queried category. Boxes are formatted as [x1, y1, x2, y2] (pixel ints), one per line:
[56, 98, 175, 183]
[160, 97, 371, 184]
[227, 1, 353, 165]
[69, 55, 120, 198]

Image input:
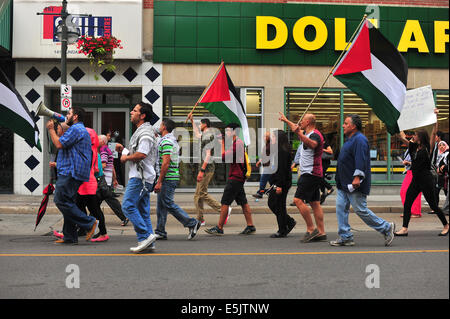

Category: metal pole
[61, 0, 68, 85]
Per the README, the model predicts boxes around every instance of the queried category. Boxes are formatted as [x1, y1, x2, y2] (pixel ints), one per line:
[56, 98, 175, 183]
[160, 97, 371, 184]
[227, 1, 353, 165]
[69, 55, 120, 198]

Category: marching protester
[267, 130, 296, 238]
[253, 131, 272, 199]
[76, 128, 108, 242]
[395, 126, 449, 237]
[319, 137, 334, 204]
[278, 112, 327, 243]
[332, 114, 395, 246]
[205, 123, 256, 236]
[98, 134, 129, 226]
[154, 119, 201, 240]
[399, 142, 422, 218]
[120, 102, 158, 253]
[46, 107, 98, 244]
[188, 114, 221, 226]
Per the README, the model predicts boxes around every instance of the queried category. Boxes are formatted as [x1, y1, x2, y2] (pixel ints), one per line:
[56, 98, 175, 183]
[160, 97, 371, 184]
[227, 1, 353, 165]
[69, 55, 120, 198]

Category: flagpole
[185, 61, 225, 123]
[296, 14, 368, 125]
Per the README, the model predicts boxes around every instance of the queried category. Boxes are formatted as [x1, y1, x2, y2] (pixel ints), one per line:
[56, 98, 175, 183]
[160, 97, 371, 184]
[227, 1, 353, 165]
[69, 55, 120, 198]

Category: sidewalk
[0, 185, 447, 215]
[0, 186, 448, 237]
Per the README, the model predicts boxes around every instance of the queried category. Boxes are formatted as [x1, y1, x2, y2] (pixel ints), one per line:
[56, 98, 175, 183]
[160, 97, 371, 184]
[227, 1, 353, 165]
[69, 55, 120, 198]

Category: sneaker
[204, 225, 224, 235]
[85, 220, 99, 241]
[252, 192, 263, 199]
[300, 229, 320, 243]
[329, 237, 355, 246]
[53, 230, 64, 239]
[121, 218, 129, 227]
[240, 225, 256, 235]
[130, 234, 157, 253]
[90, 234, 110, 242]
[224, 207, 232, 225]
[200, 220, 206, 226]
[384, 222, 395, 247]
[188, 220, 201, 240]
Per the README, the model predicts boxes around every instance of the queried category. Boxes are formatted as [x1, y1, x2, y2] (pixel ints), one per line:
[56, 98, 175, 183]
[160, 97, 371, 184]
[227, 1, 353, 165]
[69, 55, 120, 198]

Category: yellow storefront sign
[256, 16, 449, 53]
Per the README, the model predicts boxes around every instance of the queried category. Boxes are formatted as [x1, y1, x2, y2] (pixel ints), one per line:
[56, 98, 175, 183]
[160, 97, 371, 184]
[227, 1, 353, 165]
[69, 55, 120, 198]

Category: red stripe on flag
[200, 65, 231, 103]
[333, 21, 372, 76]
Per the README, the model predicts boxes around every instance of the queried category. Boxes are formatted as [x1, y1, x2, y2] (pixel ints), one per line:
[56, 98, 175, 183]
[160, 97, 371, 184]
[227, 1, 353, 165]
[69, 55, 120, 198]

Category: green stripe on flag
[335, 72, 401, 135]
[0, 103, 41, 151]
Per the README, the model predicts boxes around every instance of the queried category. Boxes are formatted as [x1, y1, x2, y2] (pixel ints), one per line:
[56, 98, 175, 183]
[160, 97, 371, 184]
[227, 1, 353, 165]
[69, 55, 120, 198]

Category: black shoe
[320, 188, 334, 204]
[270, 232, 286, 238]
[286, 220, 296, 235]
[121, 218, 129, 226]
[310, 234, 328, 242]
[240, 225, 256, 235]
[394, 232, 408, 237]
[252, 193, 263, 199]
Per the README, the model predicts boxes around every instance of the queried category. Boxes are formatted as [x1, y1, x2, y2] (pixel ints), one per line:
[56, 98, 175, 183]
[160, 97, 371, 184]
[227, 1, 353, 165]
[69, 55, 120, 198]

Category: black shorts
[221, 179, 248, 206]
[294, 174, 322, 203]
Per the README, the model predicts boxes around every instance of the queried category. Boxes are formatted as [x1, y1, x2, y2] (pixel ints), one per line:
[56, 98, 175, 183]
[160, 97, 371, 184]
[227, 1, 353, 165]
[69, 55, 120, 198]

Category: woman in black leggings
[267, 130, 296, 238]
[395, 130, 449, 236]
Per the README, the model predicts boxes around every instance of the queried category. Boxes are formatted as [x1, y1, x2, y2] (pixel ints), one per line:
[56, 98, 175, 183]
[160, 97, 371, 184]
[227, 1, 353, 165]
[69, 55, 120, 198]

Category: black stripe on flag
[368, 23, 408, 87]
[224, 66, 246, 116]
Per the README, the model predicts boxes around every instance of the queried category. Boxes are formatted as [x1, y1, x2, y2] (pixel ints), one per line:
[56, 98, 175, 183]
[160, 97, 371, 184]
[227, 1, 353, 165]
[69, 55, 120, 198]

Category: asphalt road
[1, 230, 448, 300]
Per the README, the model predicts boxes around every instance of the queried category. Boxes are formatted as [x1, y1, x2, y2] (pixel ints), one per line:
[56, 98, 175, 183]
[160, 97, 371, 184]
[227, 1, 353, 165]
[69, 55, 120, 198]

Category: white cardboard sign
[397, 85, 437, 131]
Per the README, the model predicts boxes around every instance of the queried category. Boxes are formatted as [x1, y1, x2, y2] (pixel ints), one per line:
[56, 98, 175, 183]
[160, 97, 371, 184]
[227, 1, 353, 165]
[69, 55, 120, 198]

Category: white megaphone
[36, 102, 66, 122]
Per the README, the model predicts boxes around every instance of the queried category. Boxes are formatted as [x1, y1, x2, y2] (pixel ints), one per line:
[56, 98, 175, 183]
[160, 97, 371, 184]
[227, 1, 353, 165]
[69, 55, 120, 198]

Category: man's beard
[66, 118, 74, 126]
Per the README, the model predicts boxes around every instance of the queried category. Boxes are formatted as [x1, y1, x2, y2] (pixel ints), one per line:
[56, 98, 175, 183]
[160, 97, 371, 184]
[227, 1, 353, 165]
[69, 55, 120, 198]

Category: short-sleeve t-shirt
[158, 138, 180, 181]
[299, 129, 324, 177]
[200, 131, 215, 172]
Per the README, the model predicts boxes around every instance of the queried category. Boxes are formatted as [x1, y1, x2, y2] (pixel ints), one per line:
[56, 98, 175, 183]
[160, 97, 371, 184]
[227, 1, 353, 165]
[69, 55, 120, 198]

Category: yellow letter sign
[293, 16, 328, 51]
[398, 20, 429, 52]
[434, 21, 449, 53]
[256, 16, 288, 49]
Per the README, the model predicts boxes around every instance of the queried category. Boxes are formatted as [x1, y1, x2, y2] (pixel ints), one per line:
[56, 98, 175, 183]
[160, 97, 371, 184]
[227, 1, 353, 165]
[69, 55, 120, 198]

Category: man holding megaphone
[46, 107, 99, 244]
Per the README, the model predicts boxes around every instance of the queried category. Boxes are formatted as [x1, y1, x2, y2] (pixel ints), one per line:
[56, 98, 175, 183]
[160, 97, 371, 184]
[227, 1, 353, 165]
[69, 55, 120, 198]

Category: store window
[285, 89, 341, 173]
[163, 87, 264, 188]
[285, 88, 450, 184]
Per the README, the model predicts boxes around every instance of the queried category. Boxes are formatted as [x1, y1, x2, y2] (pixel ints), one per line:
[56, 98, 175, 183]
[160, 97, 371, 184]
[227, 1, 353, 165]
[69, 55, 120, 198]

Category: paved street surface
[1, 209, 448, 300]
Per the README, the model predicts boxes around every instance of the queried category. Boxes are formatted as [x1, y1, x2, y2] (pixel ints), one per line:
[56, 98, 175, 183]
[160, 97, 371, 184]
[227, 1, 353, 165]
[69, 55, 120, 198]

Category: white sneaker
[130, 234, 156, 253]
[224, 207, 232, 225]
[200, 220, 206, 226]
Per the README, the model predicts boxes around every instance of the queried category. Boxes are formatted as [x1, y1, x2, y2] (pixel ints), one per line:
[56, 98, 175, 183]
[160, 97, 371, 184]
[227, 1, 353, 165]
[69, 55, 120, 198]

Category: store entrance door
[84, 107, 130, 186]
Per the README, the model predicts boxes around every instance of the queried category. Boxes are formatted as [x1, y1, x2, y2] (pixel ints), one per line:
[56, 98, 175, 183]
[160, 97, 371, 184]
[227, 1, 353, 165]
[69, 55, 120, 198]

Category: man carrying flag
[332, 19, 408, 135]
[0, 68, 41, 151]
[194, 62, 255, 235]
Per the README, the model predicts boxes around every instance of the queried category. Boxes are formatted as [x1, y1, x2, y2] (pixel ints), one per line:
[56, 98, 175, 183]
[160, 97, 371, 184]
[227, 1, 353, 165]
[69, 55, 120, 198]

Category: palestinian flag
[198, 62, 251, 145]
[333, 19, 408, 135]
[0, 69, 41, 151]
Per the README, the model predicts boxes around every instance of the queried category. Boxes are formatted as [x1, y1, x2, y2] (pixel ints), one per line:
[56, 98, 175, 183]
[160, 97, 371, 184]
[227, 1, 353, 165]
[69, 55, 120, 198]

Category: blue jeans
[156, 180, 197, 237]
[122, 177, 154, 242]
[54, 175, 96, 242]
[336, 189, 390, 240]
[258, 173, 271, 193]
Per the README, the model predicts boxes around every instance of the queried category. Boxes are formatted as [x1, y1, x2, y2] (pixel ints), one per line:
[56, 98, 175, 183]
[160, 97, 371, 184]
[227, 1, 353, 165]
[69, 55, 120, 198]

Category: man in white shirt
[120, 102, 158, 253]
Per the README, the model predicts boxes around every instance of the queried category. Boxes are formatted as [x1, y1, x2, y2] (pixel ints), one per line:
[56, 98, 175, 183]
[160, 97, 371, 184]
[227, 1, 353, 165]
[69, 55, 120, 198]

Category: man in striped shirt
[154, 119, 201, 240]
[279, 112, 327, 243]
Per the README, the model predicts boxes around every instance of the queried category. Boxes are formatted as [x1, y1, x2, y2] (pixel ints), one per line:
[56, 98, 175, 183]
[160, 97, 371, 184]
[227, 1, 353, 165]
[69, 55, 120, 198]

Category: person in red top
[205, 123, 255, 235]
[76, 128, 108, 241]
